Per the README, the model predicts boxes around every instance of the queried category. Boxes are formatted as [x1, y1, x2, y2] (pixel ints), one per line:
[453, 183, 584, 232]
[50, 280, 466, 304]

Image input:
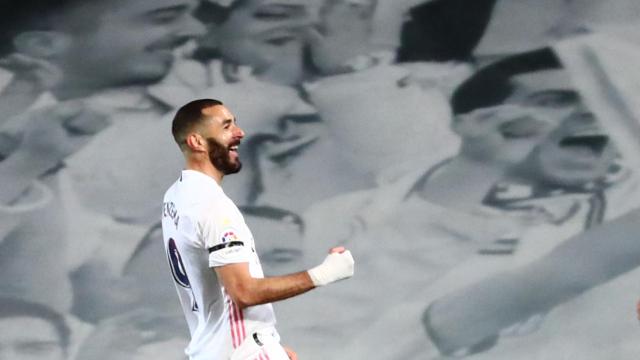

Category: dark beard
[206, 137, 242, 175]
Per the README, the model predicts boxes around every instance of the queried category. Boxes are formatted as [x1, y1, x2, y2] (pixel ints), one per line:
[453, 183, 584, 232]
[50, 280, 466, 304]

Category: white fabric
[162, 170, 278, 360]
[230, 327, 289, 360]
[307, 250, 354, 286]
[276, 167, 522, 359]
[475, 0, 640, 57]
[306, 63, 460, 182]
[554, 31, 640, 171]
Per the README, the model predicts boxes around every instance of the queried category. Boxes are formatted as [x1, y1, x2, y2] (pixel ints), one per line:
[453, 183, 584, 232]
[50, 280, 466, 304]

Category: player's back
[161, 169, 278, 359]
[161, 170, 232, 359]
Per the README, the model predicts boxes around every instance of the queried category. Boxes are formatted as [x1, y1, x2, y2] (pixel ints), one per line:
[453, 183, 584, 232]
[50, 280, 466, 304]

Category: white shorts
[230, 328, 289, 360]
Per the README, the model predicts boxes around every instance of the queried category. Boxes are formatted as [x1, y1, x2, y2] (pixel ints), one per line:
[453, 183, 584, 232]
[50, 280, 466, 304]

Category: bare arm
[425, 207, 640, 355]
[0, 102, 109, 205]
[216, 247, 354, 309]
[215, 262, 315, 309]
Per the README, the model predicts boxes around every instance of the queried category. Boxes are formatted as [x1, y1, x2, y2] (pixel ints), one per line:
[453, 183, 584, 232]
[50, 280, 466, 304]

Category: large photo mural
[1, 0, 640, 359]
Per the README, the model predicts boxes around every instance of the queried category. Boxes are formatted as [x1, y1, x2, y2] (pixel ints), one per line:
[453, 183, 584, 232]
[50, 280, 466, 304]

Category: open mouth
[228, 144, 240, 156]
[264, 34, 298, 46]
[558, 134, 609, 155]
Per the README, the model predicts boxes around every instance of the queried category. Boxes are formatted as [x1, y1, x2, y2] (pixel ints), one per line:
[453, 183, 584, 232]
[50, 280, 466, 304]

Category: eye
[254, 6, 304, 20]
[150, 13, 180, 24]
[147, 7, 187, 25]
[525, 91, 579, 108]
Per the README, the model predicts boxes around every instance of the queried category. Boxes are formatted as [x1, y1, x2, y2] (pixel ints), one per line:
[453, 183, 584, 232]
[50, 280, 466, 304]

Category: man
[0, 297, 71, 360]
[286, 47, 632, 359]
[0, 0, 205, 204]
[161, 99, 355, 360]
[194, 0, 311, 85]
[1, 0, 204, 102]
[0, 0, 205, 316]
[421, 34, 640, 359]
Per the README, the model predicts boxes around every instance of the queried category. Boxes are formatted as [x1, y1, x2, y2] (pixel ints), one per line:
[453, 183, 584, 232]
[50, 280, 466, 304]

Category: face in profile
[505, 71, 616, 188]
[528, 107, 616, 188]
[202, 105, 244, 175]
[0, 317, 65, 360]
[455, 69, 617, 188]
[200, 0, 310, 84]
[206, 136, 242, 174]
[53, 0, 205, 92]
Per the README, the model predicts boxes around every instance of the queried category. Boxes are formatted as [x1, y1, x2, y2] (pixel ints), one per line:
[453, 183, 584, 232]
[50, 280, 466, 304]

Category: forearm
[232, 271, 315, 309]
[425, 270, 544, 354]
[426, 207, 640, 353]
[219, 249, 353, 309]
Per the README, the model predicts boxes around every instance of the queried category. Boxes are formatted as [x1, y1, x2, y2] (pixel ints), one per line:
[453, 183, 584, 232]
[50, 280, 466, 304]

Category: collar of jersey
[181, 170, 223, 192]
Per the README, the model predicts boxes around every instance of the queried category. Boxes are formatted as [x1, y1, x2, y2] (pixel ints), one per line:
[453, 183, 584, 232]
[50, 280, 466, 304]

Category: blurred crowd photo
[1, 0, 640, 359]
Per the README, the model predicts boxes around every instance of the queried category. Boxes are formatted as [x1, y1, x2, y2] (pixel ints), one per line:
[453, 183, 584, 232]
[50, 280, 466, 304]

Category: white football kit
[161, 170, 287, 360]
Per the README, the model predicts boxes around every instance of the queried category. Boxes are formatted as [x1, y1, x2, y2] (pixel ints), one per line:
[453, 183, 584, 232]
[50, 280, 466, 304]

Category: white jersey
[161, 170, 278, 360]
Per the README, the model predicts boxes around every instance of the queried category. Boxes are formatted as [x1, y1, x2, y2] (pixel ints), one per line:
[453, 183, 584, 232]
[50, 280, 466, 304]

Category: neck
[185, 156, 224, 185]
[417, 155, 508, 211]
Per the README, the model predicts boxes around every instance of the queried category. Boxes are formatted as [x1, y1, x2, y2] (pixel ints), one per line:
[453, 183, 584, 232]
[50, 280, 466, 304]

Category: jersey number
[167, 238, 199, 312]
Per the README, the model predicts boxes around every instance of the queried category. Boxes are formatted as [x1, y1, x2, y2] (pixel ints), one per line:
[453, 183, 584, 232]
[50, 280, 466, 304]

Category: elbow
[226, 283, 256, 310]
[232, 295, 252, 310]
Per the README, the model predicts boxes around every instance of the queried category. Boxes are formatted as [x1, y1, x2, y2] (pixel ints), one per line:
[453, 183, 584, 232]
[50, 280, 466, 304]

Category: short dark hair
[194, 0, 249, 25]
[451, 47, 563, 115]
[172, 98, 224, 150]
[0, 0, 94, 56]
[0, 297, 71, 351]
[191, 0, 250, 61]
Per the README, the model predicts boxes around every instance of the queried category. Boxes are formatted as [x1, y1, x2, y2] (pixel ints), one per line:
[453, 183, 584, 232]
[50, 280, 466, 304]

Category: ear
[13, 31, 72, 59]
[185, 133, 207, 152]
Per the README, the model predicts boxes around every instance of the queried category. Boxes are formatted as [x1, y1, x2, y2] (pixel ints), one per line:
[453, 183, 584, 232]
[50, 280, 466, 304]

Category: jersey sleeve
[199, 206, 253, 268]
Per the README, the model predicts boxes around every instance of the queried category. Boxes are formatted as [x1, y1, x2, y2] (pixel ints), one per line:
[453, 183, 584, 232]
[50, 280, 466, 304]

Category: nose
[274, 5, 314, 28]
[233, 125, 245, 139]
[288, 11, 314, 29]
[573, 110, 598, 125]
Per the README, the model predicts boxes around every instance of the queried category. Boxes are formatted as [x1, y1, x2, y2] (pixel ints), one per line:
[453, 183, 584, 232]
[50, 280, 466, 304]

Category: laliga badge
[221, 228, 240, 243]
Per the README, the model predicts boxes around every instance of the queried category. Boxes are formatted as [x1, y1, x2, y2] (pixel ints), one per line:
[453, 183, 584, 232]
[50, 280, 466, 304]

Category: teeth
[229, 146, 239, 151]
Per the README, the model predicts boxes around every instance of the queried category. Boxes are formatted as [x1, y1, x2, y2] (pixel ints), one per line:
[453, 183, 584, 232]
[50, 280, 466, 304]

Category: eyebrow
[221, 117, 237, 126]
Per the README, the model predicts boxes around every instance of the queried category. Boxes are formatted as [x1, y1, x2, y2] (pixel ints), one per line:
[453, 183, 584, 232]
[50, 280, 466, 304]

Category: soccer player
[161, 98, 355, 360]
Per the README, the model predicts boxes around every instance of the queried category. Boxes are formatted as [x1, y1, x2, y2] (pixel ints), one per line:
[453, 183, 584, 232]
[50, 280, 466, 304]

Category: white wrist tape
[307, 250, 355, 287]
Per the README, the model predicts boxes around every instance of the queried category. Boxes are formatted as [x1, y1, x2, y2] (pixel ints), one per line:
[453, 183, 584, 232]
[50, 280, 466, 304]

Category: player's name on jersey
[163, 201, 180, 227]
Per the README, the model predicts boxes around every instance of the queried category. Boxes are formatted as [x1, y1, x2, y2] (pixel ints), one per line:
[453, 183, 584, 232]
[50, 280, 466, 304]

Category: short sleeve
[199, 206, 252, 268]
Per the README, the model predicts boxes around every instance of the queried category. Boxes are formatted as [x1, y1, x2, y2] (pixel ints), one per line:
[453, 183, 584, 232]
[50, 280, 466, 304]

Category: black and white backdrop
[1, 0, 640, 359]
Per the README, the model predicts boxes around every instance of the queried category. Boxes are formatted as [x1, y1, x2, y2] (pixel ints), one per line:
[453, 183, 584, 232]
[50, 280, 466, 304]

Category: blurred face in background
[51, 0, 205, 96]
[506, 70, 617, 188]
[0, 317, 65, 360]
[200, 0, 311, 84]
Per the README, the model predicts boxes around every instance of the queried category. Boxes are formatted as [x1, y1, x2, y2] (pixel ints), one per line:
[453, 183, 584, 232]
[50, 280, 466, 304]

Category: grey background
[1, 0, 640, 359]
